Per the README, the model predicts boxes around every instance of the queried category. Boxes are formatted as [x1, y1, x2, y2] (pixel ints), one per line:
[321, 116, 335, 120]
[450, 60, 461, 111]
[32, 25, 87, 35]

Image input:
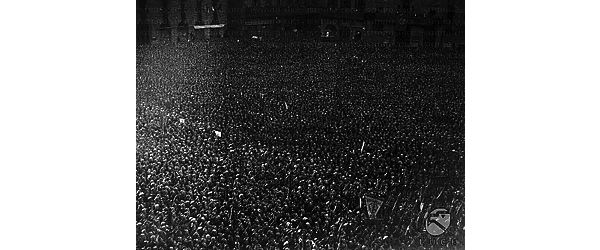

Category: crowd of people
[137, 40, 465, 249]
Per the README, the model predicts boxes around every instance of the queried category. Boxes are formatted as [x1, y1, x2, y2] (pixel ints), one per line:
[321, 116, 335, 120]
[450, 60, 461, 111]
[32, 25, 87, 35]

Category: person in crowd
[136, 40, 464, 249]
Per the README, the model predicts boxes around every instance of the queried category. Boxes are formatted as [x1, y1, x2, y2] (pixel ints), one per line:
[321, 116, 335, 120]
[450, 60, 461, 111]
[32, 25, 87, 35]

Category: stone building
[137, 0, 464, 46]
[225, 0, 463, 46]
[137, 0, 228, 44]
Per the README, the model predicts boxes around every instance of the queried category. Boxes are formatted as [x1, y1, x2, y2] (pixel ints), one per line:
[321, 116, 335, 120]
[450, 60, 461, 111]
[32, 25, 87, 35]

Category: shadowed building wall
[139, 0, 228, 44]
[138, 0, 463, 46]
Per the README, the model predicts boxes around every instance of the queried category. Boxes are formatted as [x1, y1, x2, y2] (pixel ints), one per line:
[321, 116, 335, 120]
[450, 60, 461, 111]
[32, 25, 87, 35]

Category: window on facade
[429, 9, 437, 17]
[355, 0, 365, 10]
[341, 0, 351, 8]
[327, 0, 336, 8]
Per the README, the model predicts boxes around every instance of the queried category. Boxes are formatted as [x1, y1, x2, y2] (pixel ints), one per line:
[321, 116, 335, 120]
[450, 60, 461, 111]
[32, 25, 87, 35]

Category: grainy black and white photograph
[136, 0, 464, 249]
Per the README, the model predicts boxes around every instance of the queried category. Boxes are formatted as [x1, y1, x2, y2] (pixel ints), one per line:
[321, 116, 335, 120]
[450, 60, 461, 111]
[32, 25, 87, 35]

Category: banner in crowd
[194, 24, 225, 30]
[364, 196, 383, 219]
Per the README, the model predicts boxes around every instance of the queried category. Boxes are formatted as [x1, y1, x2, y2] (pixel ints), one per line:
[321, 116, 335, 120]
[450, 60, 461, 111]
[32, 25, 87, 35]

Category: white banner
[193, 24, 225, 30]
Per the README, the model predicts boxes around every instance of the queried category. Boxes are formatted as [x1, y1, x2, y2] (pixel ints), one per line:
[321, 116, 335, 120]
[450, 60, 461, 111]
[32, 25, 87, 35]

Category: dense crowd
[137, 40, 464, 250]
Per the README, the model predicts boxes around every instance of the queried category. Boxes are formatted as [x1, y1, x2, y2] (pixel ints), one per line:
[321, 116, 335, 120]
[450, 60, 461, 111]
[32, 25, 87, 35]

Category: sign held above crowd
[194, 24, 225, 30]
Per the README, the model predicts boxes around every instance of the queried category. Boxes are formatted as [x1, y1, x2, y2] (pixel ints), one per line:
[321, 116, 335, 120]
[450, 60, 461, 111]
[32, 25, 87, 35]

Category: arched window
[355, 0, 365, 10]
[429, 9, 437, 17]
[324, 24, 337, 37]
[341, 0, 351, 9]
[327, 0, 336, 9]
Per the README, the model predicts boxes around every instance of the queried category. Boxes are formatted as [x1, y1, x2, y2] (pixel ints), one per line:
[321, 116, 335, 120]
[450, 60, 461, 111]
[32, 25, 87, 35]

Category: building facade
[226, 0, 464, 46]
[137, 0, 228, 44]
[137, 0, 464, 46]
